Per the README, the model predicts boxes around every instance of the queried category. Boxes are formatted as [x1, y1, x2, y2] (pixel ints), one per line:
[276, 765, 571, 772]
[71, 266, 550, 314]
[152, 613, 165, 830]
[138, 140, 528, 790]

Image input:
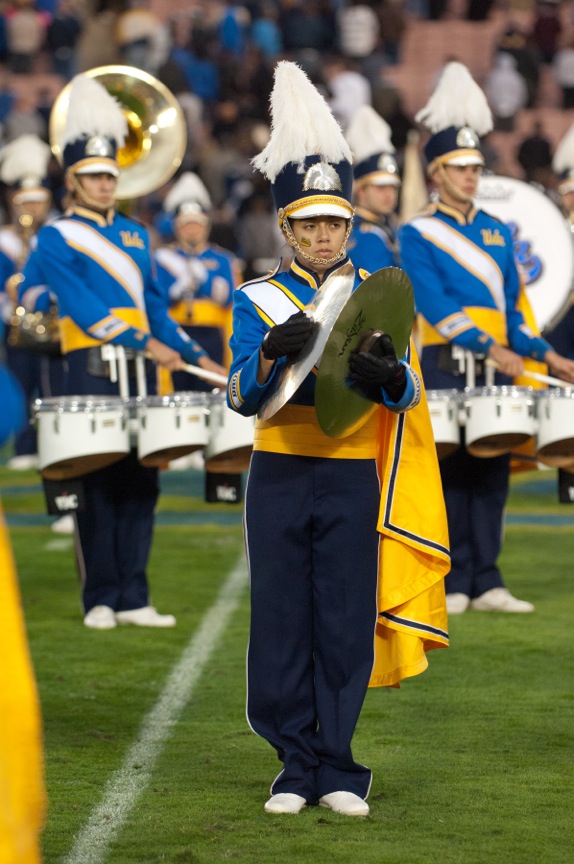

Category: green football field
[2, 464, 573, 864]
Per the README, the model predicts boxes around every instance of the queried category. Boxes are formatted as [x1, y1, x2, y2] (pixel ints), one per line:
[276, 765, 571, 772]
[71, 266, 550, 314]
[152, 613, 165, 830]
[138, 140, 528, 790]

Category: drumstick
[485, 359, 573, 390]
[180, 363, 228, 387]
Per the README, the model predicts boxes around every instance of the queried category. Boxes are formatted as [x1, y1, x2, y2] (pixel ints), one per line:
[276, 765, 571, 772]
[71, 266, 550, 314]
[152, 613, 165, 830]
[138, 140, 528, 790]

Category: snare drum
[427, 390, 460, 459]
[204, 392, 255, 473]
[135, 392, 209, 467]
[34, 396, 130, 480]
[463, 386, 536, 458]
[536, 388, 574, 468]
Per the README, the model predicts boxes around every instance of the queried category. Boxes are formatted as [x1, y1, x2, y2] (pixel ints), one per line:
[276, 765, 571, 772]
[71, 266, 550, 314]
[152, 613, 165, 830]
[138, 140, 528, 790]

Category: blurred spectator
[170, 19, 220, 104]
[0, 67, 16, 130]
[337, 0, 380, 61]
[279, 0, 337, 55]
[467, 0, 496, 21]
[375, 0, 407, 66]
[45, 0, 81, 80]
[516, 118, 553, 186]
[218, 1, 251, 56]
[235, 187, 284, 281]
[485, 53, 528, 132]
[322, 53, 371, 129]
[496, 24, 541, 108]
[428, 0, 447, 19]
[553, 32, 574, 108]
[115, 0, 169, 75]
[532, 0, 562, 65]
[4, 0, 51, 74]
[2, 90, 47, 141]
[76, 0, 124, 71]
[250, 1, 282, 60]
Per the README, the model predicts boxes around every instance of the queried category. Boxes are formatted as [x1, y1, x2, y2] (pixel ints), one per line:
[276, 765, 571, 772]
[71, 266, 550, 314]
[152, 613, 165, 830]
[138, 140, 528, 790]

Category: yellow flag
[0, 502, 45, 864]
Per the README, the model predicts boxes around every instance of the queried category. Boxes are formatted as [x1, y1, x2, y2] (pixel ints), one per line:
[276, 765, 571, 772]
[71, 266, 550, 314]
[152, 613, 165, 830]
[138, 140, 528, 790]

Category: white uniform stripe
[242, 281, 302, 324]
[52, 221, 145, 311]
[63, 555, 248, 864]
[411, 216, 505, 312]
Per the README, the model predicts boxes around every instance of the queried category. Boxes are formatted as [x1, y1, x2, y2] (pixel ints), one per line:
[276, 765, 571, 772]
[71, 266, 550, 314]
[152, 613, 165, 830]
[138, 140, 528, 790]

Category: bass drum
[476, 175, 574, 333]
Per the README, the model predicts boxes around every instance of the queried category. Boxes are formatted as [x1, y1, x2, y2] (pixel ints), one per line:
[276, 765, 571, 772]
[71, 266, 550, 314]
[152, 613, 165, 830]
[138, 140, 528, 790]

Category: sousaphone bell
[49, 65, 187, 199]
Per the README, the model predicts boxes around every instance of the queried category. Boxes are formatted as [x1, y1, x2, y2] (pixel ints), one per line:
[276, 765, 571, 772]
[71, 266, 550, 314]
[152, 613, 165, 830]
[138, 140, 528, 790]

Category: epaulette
[238, 259, 282, 291]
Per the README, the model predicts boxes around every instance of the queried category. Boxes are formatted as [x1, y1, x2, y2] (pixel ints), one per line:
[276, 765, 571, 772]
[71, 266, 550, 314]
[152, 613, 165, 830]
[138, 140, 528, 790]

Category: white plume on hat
[415, 62, 493, 136]
[553, 125, 574, 174]
[252, 60, 352, 182]
[59, 74, 128, 150]
[345, 105, 395, 162]
[164, 172, 212, 213]
[0, 134, 51, 186]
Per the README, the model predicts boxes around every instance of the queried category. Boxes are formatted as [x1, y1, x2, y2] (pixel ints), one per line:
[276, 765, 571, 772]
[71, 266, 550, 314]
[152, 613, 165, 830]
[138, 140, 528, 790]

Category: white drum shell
[536, 389, 574, 468]
[463, 386, 536, 458]
[204, 393, 254, 473]
[34, 396, 130, 480]
[135, 393, 209, 467]
[427, 390, 460, 459]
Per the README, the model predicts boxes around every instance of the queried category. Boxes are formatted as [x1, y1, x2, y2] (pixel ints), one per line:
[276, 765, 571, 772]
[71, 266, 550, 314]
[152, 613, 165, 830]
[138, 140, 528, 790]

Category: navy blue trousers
[245, 452, 380, 803]
[64, 349, 159, 613]
[422, 346, 510, 597]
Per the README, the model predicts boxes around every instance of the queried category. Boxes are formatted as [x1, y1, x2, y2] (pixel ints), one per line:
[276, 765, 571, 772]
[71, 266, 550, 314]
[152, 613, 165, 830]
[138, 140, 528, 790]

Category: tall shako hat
[553, 125, 574, 195]
[345, 106, 400, 188]
[0, 134, 52, 204]
[58, 75, 128, 177]
[252, 60, 354, 225]
[164, 172, 212, 224]
[416, 62, 493, 174]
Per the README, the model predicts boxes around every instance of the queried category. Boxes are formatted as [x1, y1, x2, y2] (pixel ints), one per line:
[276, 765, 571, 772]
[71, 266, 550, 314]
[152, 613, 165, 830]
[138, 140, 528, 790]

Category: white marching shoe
[115, 606, 177, 627]
[264, 793, 307, 814]
[470, 587, 534, 613]
[446, 593, 470, 615]
[319, 791, 369, 816]
[84, 605, 117, 630]
[51, 514, 75, 534]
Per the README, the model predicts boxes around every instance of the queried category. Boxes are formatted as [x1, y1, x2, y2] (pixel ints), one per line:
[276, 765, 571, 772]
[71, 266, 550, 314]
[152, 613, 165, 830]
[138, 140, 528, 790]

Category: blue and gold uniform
[156, 241, 239, 384]
[399, 61, 557, 612]
[37, 208, 206, 365]
[347, 208, 396, 271]
[31, 72, 210, 628]
[229, 255, 421, 805]
[401, 201, 551, 360]
[227, 61, 449, 816]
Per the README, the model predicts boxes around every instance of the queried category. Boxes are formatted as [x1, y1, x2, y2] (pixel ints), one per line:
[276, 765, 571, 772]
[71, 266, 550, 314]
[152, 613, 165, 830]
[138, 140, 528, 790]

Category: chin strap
[68, 172, 116, 213]
[281, 217, 353, 268]
[436, 162, 475, 205]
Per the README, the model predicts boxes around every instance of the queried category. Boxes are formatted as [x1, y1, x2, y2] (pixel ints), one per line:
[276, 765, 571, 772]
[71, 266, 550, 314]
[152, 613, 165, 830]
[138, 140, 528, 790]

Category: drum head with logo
[476, 175, 574, 333]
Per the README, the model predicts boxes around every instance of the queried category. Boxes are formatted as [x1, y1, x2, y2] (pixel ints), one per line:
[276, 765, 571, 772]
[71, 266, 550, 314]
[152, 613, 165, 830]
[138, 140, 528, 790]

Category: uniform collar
[289, 254, 351, 289]
[354, 205, 381, 224]
[436, 199, 478, 225]
[67, 205, 116, 227]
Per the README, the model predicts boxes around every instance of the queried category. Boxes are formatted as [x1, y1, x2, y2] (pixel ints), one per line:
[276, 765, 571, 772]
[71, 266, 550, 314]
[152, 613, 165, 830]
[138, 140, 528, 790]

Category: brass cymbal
[257, 260, 355, 421]
[315, 267, 415, 438]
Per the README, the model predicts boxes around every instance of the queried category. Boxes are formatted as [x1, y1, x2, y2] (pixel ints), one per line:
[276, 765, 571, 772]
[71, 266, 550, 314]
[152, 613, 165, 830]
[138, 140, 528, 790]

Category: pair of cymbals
[258, 264, 415, 438]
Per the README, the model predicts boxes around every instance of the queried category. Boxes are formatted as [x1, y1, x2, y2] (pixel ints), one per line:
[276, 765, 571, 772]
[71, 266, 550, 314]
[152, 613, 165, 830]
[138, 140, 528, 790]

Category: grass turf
[2, 465, 573, 863]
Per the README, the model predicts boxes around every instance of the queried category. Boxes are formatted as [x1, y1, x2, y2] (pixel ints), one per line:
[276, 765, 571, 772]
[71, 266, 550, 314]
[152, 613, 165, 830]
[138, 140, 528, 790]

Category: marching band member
[399, 62, 574, 615]
[546, 124, 574, 361]
[228, 61, 449, 816]
[0, 134, 54, 469]
[155, 171, 242, 391]
[345, 105, 401, 271]
[29, 74, 225, 630]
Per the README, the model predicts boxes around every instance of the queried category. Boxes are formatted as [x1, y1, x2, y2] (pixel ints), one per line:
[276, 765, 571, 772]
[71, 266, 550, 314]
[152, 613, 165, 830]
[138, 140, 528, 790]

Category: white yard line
[64, 554, 248, 864]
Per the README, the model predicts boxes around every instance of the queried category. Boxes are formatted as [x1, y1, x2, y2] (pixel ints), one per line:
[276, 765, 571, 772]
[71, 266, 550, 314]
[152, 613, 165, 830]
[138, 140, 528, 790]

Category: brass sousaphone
[49, 64, 187, 199]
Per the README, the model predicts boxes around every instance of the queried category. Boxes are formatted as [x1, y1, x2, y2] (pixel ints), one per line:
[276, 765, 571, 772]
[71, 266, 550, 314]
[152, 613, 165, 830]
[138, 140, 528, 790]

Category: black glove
[348, 333, 407, 403]
[261, 311, 316, 360]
